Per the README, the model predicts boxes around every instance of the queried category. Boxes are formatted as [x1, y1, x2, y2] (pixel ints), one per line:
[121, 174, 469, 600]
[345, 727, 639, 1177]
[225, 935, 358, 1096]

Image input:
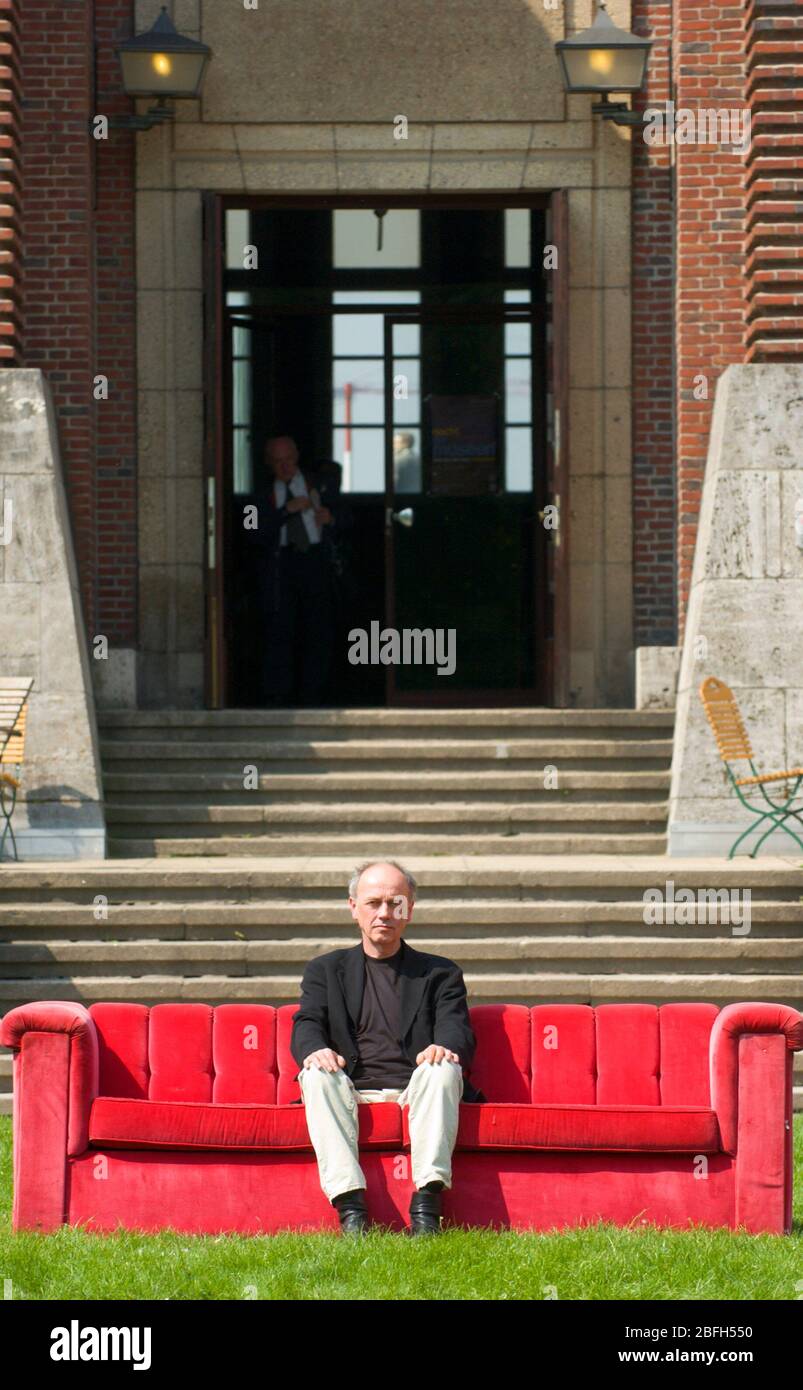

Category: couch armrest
[710, 1002, 803, 1155]
[0, 1002, 99, 1232]
[710, 1002, 803, 1235]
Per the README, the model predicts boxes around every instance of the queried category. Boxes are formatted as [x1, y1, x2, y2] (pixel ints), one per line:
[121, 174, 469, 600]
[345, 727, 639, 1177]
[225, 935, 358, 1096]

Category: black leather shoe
[332, 1188, 370, 1235]
[409, 1186, 443, 1236]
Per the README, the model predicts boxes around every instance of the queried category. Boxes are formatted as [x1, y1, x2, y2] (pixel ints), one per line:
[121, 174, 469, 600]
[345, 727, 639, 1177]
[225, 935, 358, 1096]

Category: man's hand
[314, 505, 333, 526]
[302, 1048, 346, 1072]
[416, 1044, 460, 1066]
[285, 495, 312, 514]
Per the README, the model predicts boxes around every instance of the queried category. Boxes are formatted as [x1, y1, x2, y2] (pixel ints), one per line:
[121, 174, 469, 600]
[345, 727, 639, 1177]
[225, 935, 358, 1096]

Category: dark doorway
[205, 197, 564, 708]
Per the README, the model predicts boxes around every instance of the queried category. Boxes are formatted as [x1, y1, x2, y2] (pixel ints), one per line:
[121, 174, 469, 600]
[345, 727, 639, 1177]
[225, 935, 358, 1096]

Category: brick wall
[18, 0, 137, 645]
[631, 0, 675, 646]
[673, 0, 746, 635]
[93, 0, 138, 646]
[744, 0, 803, 362]
[0, 0, 22, 364]
[19, 0, 98, 626]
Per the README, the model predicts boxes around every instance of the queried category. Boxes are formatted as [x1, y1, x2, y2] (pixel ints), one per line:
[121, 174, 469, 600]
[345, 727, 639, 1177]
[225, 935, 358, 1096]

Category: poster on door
[427, 394, 500, 496]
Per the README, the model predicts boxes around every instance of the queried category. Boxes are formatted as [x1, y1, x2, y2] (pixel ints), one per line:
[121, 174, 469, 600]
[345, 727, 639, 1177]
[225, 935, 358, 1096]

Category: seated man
[290, 859, 484, 1236]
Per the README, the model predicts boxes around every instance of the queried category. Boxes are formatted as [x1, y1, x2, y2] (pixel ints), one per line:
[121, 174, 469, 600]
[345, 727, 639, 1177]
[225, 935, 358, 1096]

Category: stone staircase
[99, 709, 673, 856]
[0, 709, 801, 1115]
[0, 855, 801, 1115]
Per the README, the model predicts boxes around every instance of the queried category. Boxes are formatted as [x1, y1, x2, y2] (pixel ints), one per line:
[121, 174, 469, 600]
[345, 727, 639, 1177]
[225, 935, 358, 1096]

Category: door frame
[382, 305, 548, 707]
[202, 191, 571, 708]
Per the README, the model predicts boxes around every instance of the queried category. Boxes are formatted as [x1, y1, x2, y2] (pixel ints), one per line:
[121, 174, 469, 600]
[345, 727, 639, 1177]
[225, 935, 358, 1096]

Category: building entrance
[203, 196, 570, 708]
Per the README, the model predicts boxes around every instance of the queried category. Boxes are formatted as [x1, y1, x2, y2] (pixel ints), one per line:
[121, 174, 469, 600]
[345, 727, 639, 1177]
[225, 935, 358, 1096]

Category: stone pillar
[668, 363, 803, 856]
[0, 370, 105, 859]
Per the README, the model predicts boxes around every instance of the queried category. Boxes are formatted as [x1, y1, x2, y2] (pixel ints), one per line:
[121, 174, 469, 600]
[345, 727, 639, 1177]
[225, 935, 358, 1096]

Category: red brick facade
[672, 0, 748, 635]
[13, 0, 137, 643]
[5, 2, 802, 690]
[744, 0, 803, 362]
[632, 0, 675, 646]
[93, 1, 138, 647]
[18, 0, 99, 627]
[0, 0, 22, 364]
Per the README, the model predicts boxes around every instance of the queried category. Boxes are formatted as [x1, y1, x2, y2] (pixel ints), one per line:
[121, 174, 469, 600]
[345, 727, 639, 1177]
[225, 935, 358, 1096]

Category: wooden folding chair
[699, 676, 803, 858]
[0, 677, 33, 861]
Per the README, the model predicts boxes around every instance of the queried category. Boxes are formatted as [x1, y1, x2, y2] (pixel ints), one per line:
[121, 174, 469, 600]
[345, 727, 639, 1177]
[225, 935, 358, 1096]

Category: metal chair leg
[0, 780, 18, 861]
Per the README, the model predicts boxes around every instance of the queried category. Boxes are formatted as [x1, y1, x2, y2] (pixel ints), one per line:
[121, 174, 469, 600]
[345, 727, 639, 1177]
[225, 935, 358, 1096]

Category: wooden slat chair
[0, 677, 33, 862]
[699, 676, 803, 858]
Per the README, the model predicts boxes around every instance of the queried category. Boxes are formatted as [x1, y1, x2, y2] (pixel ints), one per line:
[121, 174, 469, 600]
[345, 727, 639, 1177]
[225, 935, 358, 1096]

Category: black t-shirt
[350, 948, 415, 1089]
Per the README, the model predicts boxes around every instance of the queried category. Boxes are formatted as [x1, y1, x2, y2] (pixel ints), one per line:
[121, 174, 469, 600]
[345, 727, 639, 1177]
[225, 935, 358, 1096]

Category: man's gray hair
[348, 859, 417, 901]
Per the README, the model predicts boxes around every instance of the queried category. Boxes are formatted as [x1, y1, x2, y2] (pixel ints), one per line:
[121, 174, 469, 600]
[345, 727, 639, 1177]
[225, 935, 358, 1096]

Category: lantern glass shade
[118, 49, 208, 98]
[558, 45, 648, 93]
[556, 5, 651, 95]
[116, 7, 211, 99]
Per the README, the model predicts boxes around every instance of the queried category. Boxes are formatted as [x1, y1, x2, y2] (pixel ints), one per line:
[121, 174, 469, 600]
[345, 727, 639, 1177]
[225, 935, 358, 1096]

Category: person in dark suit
[291, 859, 485, 1236]
[247, 435, 346, 707]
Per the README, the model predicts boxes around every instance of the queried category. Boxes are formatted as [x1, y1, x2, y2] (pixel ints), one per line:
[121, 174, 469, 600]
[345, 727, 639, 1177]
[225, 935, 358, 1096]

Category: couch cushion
[90, 1096, 721, 1155]
[89, 1002, 279, 1104]
[452, 1103, 721, 1153]
[89, 1095, 403, 1151]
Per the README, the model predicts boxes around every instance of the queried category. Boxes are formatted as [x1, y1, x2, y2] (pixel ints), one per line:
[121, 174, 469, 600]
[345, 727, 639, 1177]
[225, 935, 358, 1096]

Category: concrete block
[568, 389, 603, 472]
[200, 0, 565, 124]
[522, 155, 594, 189]
[337, 157, 432, 191]
[92, 649, 138, 710]
[429, 156, 528, 189]
[602, 288, 631, 390]
[604, 389, 632, 476]
[0, 371, 105, 860]
[569, 289, 602, 390]
[239, 158, 338, 192]
[668, 364, 803, 854]
[636, 648, 680, 710]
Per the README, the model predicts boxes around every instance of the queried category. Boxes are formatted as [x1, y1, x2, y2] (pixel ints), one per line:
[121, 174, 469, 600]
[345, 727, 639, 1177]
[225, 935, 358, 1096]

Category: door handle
[206, 476, 216, 569]
[392, 508, 414, 528]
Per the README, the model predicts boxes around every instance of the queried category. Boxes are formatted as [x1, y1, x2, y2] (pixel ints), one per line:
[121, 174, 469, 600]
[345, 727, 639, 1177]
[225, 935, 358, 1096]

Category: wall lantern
[110, 6, 212, 130]
[555, 1, 651, 127]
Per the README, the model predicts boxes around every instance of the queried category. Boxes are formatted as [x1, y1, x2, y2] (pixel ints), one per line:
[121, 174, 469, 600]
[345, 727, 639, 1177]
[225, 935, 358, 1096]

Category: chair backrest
[89, 1001, 719, 1108]
[699, 676, 753, 762]
[0, 677, 33, 766]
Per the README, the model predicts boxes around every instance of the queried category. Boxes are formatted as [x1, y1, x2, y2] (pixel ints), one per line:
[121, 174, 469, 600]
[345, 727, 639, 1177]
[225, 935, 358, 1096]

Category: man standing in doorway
[291, 859, 485, 1236]
[254, 435, 340, 706]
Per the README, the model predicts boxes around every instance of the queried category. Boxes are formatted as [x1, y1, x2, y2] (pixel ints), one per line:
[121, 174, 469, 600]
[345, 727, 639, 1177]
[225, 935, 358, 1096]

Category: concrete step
[0, 972, 799, 1009]
[1, 937, 798, 977]
[99, 738, 674, 774]
[104, 801, 669, 831]
[107, 832, 670, 857]
[1, 899, 798, 938]
[102, 769, 671, 803]
[0, 857, 799, 902]
[97, 708, 676, 741]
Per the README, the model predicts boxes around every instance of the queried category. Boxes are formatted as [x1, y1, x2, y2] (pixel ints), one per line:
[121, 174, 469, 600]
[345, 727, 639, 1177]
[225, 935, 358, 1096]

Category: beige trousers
[297, 1058, 464, 1204]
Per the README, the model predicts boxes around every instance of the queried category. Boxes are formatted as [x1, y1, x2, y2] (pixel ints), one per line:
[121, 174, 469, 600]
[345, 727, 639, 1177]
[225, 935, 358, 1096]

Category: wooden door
[202, 191, 227, 709]
[549, 189, 571, 706]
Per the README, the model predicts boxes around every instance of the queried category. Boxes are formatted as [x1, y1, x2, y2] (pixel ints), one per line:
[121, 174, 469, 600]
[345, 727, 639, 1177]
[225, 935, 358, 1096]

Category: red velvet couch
[2, 999, 801, 1236]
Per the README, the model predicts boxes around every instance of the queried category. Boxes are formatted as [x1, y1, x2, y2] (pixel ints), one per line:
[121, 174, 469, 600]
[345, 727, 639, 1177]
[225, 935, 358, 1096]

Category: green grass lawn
[1, 1116, 801, 1301]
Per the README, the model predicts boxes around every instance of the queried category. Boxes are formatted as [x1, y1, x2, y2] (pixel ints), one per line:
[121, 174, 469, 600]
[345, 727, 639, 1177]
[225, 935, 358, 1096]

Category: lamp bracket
[106, 99, 174, 132]
[591, 99, 642, 128]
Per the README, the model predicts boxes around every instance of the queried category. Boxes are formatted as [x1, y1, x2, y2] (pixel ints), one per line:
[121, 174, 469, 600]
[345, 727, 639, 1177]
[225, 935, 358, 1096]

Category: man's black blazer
[243, 467, 349, 616]
[289, 937, 486, 1104]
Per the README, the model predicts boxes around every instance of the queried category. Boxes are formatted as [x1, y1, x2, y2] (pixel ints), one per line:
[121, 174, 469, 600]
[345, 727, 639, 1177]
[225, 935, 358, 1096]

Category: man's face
[266, 438, 299, 484]
[349, 863, 414, 955]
